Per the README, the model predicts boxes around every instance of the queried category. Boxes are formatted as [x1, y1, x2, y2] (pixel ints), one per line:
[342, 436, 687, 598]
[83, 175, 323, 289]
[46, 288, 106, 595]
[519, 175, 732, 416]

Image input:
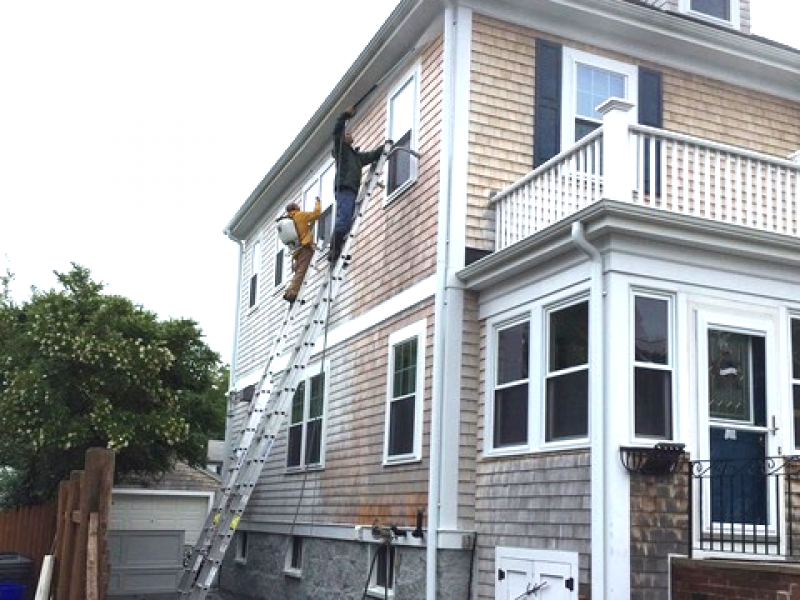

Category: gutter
[570, 222, 607, 598]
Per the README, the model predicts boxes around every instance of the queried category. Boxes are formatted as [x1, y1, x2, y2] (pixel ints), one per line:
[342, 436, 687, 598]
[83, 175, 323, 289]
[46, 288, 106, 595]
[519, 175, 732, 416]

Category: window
[249, 239, 261, 308]
[679, 0, 739, 26]
[285, 536, 303, 576]
[633, 294, 673, 439]
[492, 320, 530, 449]
[386, 66, 419, 197]
[369, 544, 396, 597]
[317, 165, 335, 245]
[287, 371, 326, 469]
[791, 318, 800, 450]
[234, 530, 248, 563]
[385, 321, 425, 463]
[561, 48, 637, 147]
[274, 234, 287, 288]
[545, 300, 589, 442]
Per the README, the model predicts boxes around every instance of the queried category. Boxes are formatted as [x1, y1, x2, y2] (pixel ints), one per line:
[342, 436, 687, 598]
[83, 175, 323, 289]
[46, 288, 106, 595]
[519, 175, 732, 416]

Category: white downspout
[571, 222, 607, 598]
[223, 236, 245, 474]
[428, 2, 463, 598]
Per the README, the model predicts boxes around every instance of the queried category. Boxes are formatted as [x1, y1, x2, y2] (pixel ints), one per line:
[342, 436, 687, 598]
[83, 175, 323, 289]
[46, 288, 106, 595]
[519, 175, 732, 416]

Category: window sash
[386, 68, 418, 197]
[286, 375, 324, 468]
[633, 294, 673, 439]
[374, 545, 395, 590]
[691, 0, 730, 20]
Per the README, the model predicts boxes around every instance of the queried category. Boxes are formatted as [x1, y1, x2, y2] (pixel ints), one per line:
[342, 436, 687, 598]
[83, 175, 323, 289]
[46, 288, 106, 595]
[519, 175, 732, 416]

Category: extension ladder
[177, 140, 393, 600]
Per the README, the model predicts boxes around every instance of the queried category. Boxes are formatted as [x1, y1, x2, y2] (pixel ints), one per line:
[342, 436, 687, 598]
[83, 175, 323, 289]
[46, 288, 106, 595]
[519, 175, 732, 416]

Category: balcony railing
[492, 99, 800, 251]
[689, 456, 800, 559]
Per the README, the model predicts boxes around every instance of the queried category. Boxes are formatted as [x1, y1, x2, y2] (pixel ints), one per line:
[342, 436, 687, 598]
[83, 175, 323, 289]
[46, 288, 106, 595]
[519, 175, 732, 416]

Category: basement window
[368, 544, 396, 598]
[234, 531, 248, 564]
[284, 536, 303, 577]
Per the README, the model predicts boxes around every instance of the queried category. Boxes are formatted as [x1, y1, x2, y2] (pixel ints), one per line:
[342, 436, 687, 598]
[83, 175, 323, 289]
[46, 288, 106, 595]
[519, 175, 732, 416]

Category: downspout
[571, 222, 607, 598]
[223, 234, 245, 474]
[428, 2, 459, 598]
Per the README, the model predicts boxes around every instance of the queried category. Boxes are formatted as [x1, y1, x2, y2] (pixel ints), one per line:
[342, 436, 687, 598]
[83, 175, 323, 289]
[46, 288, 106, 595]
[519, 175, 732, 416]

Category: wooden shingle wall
[468, 15, 535, 252]
[330, 35, 443, 326]
[245, 301, 434, 528]
[458, 290, 481, 529]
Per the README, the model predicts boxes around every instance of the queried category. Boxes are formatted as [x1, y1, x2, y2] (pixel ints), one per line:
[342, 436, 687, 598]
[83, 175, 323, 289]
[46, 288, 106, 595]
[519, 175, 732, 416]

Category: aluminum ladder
[177, 141, 393, 599]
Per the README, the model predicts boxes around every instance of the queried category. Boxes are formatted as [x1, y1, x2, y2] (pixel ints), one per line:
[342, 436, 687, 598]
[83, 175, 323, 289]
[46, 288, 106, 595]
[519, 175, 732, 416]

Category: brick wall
[672, 558, 800, 600]
[629, 456, 690, 600]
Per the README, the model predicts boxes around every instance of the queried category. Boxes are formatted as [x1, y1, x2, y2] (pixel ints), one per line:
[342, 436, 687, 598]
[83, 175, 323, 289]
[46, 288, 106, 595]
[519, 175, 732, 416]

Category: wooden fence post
[56, 471, 82, 600]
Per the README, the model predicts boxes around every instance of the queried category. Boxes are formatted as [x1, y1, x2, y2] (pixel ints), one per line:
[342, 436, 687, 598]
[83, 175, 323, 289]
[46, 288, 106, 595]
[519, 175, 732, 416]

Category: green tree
[0, 264, 227, 506]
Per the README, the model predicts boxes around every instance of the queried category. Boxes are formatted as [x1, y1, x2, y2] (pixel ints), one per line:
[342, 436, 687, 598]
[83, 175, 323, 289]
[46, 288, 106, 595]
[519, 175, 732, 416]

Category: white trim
[561, 47, 638, 150]
[285, 358, 329, 471]
[790, 313, 800, 451]
[384, 63, 421, 204]
[383, 319, 427, 464]
[629, 289, 676, 444]
[283, 535, 303, 577]
[367, 544, 396, 599]
[248, 237, 262, 310]
[678, 0, 741, 29]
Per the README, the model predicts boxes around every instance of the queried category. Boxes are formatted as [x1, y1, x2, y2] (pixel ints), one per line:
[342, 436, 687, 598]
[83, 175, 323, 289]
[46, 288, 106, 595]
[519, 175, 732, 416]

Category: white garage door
[110, 492, 212, 546]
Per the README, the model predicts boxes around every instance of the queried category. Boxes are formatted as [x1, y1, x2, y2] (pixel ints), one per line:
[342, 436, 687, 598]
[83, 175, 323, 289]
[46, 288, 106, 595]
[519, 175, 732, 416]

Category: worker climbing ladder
[177, 140, 393, 600]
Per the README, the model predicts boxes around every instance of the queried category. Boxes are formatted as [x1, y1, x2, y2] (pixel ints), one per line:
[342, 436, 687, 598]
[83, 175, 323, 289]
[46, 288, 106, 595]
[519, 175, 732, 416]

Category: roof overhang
[225, 0, 800, 242]
[458, 200, 800, 291]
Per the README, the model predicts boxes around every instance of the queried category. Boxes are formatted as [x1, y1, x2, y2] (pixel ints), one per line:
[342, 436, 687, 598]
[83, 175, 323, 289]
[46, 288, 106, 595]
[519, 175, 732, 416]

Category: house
[219, 0, 800, 598]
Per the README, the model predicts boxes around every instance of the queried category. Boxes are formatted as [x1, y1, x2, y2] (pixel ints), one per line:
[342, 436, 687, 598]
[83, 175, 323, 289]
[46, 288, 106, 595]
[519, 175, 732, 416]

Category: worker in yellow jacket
[283, 198, 321, 303]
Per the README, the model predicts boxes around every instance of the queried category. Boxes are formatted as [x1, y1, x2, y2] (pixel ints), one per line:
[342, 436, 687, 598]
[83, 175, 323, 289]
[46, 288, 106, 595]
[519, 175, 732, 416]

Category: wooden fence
[0, 500, 58, 573]
[0, 448, 115, 600]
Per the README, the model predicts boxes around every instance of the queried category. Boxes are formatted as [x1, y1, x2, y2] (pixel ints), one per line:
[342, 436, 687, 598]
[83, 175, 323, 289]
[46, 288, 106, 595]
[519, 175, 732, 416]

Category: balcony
[492, 99, 800, 252]
[689, 456, 800, 560]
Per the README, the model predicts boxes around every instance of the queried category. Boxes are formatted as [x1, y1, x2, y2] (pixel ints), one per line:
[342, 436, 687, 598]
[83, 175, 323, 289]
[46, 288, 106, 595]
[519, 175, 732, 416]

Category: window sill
[234, 557, 247, 566]
[283, 568, 302, 579]
[383, 454, 421, 467]
[367, 587, 394, 599]
[286, 464, 324, 474]
[482, 440, 590, 459]
[246, 303, 260, 316]
[384, 176, 417, 207]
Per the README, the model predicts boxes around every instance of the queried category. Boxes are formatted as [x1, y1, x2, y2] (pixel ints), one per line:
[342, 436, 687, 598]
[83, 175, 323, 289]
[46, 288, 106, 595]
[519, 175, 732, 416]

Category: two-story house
[219, 0, 800, 598]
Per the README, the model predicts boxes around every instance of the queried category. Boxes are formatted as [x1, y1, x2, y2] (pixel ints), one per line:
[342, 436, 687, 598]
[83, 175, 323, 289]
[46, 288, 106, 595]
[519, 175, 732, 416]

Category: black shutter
[638, 67, 663, 195]
[534, 39, 562, 168]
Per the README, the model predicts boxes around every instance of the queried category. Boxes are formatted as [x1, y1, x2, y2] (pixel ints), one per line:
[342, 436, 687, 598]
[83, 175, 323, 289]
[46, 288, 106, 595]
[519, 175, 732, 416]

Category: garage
[109, 483, 215, 597]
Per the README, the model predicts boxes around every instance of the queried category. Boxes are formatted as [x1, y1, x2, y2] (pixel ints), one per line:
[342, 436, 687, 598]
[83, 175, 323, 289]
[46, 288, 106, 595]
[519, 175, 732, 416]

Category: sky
[0, 1, 796, 366]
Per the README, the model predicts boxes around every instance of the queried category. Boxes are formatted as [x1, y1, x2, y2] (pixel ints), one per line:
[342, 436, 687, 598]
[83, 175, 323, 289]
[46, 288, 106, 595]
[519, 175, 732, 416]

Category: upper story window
[492, 320, 530, 449]
[274, 233, 287, 289]
[545, 300, 589, 442]
[249, 239, 261, 308]
[384, 320, 425, 463]
[679, 0, 740, 27]
[562, 48, 637, 146]
[792, 318, 800, 450]
[632, 293, 674, 440]
[386, 65, 420, 199]
[287, 370, 326, 469]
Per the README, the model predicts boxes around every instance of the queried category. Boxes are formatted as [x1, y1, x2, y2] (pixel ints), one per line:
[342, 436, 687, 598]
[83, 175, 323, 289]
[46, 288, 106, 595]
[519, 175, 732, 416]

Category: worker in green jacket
[330, 105, 387, 263]
[283, 198, 321, 303]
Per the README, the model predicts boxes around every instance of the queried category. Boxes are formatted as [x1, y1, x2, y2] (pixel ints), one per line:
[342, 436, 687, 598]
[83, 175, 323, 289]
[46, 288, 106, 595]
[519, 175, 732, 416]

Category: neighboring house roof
[223, 0, 800, 242]
[116, 462, 220, 493]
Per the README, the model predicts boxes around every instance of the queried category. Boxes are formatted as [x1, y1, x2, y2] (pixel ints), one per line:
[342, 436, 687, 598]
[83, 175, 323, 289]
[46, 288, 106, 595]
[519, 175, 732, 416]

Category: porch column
[598, 98, 635, 202]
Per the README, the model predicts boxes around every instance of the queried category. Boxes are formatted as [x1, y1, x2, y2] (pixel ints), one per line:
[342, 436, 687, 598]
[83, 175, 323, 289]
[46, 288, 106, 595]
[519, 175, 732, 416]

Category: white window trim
[561, 47, 638, 151]
[791, 314, 800, 451]
[274, 230, 288, 291]
[541, 295, 591, 448]
[285, 360, 329, 471]
[630, 290, 676, 444]
[234, 530, 248, 564]
[383, 319, 426, 465]
[368, 544, 396, 599]
[678, 0, 740, 29]
[485, 314, 533, 456]
[283, 536, 303, 578]
[384, 63, 421, 205]
[248, 237, 262, 312]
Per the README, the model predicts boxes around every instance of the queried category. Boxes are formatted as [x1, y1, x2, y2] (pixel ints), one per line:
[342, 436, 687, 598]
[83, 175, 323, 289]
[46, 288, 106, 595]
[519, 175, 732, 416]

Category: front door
[698, 312, 778, 537]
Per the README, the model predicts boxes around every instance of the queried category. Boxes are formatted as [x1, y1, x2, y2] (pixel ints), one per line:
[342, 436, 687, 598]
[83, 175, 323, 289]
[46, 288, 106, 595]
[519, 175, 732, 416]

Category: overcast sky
[0, 1, 796, 365]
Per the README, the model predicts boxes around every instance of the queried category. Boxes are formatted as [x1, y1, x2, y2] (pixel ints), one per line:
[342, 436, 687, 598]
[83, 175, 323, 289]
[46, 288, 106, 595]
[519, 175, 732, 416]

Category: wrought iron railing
[689, 456, 800, 559]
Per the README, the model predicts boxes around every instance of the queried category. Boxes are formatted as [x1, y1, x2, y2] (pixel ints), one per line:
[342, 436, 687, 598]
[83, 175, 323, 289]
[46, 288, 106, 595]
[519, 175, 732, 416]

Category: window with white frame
[287, 370, 326, 469]
[369, 544, 396, 597]
[385, 320, 425, 462]
[492, 319, 530, 449]
[274, 233, 287, 288]
[317, 164, 335, 245]
[633, 293, 674, 439]
[561, 48, 637, 147]
[234, 530, 248, 563]
[284, 536, 303, 576]
[545, 300, 589, 442]
[249, 239, 261, 308]
[386, 66, 419, 198]
[679, 0, 740, 27]
[792, 318, 800, 450]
